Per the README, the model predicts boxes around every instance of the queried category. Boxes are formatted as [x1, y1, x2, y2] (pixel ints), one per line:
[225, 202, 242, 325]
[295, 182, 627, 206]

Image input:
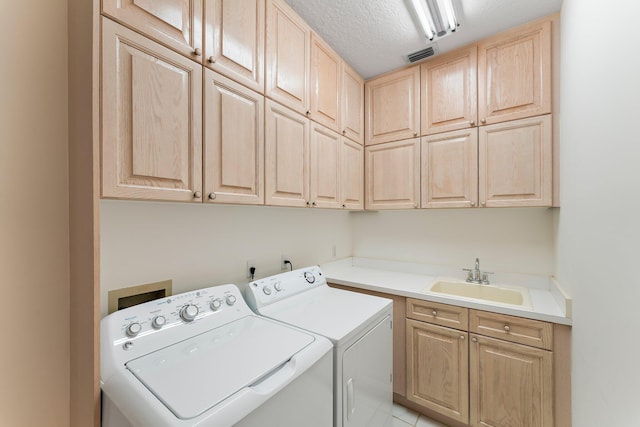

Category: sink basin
[426, 280, 532, 308]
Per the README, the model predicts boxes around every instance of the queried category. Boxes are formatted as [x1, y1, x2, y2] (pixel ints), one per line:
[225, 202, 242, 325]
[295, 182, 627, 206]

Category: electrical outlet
[246, 260, 256, 279]
[281, 254, 289, 270]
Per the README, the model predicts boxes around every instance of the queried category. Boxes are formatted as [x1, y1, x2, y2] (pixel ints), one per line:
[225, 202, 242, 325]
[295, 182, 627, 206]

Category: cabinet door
[204, 0, 265, 92]
[478, 18, 551, 125]
[341, 63, 365, 145]
[310, 123, 341, 209]
[470, 334, 553, 427]
[265, 100, 310, 207]
[310, 33, 341, 132]
[365, 66, 420, 145]
[406, 319, 469, 424]
[341, 138, 364, 210]
[421, 45, 477, 135]
[422, 129, 478, 209]
[101, 18, 202, 202]
[204, 70, 264, 205]
[365, 139, 420, 210]
[479, 114, 552, 207]
[266, 0, 310, 115]
[102, 0, 203, 61]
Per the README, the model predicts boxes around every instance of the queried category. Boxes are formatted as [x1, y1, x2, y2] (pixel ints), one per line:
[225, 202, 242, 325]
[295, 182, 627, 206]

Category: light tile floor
[392, 403, 450, 427]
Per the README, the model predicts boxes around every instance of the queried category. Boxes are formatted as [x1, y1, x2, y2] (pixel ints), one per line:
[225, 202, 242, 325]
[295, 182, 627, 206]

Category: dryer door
[342, 314, 393, 427]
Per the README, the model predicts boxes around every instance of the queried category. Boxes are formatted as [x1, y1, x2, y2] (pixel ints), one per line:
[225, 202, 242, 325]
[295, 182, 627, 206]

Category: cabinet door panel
[365, 139, 420, 210]
[422, 129, 478, 209]
[103, 0, 203, 61]
[406, 319, 469, 424]
[265, 100, 310, 207]
[342, 63, 364, 144]
[310, 124, 340, 208]
[205, 0, 265, 92]
[470, 335, 553, 427]
[204, 70, 264, 204]
[266, 0, 310, 115]
[478, 19, 551, 125]
[479, 115, 552, 207]
[421, 46, 477, 135]
[366, 67, 420, 145]
[341, 138, 364, 210]
[102, 18, 202, 202]
[310, 33, 342, 132]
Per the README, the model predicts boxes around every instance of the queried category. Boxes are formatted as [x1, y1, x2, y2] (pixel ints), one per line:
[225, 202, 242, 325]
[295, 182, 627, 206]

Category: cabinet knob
[342, 129, 346, 135]
[306, 201, 310, 207]
[472, 337, 478, 343]
[470, 120, 475, 126]
[413, 132, 418, 137]
[470, 201, 475, 207]
[460, 335, 465, 340]
[193, 191, 202, 199]
[207, 56, 216, 63]
[481, 201, 486, 207]
[312, 201, 316, 207]
[504, 325, 511, 332]
[481, 118, 487, 124]
[432, 310, 437, 317]
[208, 192, 216, 200]
[306, 110, 310, 116]
[193, 47, 202, 57]
[342, 204, 346, 208]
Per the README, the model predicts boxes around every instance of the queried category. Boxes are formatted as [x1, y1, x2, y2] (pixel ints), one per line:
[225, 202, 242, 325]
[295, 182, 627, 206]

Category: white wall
[353, 208, 555, 275]
[100, 200, 353, 316]
[0, 0, 70, 425]
[556, 0, 640, 425]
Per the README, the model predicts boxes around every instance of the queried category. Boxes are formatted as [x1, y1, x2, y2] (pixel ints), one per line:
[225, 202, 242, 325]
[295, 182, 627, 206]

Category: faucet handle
[462, 269, 474, 282]
[481, 272, 494, 285]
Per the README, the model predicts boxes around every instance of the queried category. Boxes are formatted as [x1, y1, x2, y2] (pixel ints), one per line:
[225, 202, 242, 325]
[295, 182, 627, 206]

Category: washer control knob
[126, 322, 142, 337]
[151, 316, 166, 330]
[226, 295, 237, 306]
[263, 286, 272, 295]
[210, 299, 222, 311]
[304, 271, 316, 284]
[180, 304, 199, 322]
[274, 282, 283, 292]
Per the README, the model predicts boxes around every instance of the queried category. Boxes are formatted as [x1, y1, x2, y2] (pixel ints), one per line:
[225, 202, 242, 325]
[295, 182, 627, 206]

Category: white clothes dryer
[101, 284, 333, 427]
[244, 266, 393, 427]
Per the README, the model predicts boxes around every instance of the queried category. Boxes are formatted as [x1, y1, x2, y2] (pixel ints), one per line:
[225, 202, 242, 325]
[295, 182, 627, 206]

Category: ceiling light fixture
[410, 0, 459, 41]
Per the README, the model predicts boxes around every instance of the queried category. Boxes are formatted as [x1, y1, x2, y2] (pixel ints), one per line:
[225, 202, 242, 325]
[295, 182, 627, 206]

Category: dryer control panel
[245, 266, 326, 310]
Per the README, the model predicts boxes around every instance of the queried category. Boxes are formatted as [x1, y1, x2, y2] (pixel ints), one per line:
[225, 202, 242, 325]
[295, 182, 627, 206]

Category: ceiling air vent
[407, 44, 439, 63]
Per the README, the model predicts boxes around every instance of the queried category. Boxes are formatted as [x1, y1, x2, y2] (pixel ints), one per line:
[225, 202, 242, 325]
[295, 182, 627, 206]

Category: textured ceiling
[284, 0, 563, 79]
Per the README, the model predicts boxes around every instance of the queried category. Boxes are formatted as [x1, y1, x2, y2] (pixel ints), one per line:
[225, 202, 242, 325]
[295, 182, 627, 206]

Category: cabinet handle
[207, 56, 216, 63]
[413, 132, 418, 137]
[481, 201, 486, 207]
[306, 201, 310, 207]
[472, 337, 478, 343]
[432, 310, 437, 317]
[342, 204, 346, 208]
[312, 201, 316, 207]
[193, 47, 202, 57]
[469, 120, 475, 126]
[481, 118, 487, 124]
[460, 335, 465, 340]
[343, 129, 347, 135]
[306, 110, 310, 116]
[193, 191, 202, 199]
[504, 325, 510, 332]
[470, 201, 475, 207]
[208, 192, 216, 200]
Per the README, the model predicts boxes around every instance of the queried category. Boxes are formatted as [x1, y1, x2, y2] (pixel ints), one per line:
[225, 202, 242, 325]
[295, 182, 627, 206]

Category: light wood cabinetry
[266, 0, 310, 115]
[365, 138, 420, 210]
[204, 70, 264, 205]
[309, 123, 341, 208]
[340, 138, 364, 210]
[265, 99, 310, 207]
[365, 66, 420, 145]
[204, 0, 265, 92]
[478, 18, 552, 126]
[470, 309, 553, 350]
[421, 129, 478, 209]
[101, 18, 203, 202]
[102, 0, 203, 61]
[342, 63, 365, 144]
[479, 114, 552, 207]
[310, 33, 342, 132]
[421, 46, 477, 136]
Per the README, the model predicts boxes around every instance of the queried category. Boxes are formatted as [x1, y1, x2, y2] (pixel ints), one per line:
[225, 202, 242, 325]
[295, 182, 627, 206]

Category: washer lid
[126, 315, 315, 420]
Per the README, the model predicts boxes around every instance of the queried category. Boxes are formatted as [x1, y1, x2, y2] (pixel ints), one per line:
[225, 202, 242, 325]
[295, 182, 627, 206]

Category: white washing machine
[244, 266, 393, 427]
[101, 284, 333, 427]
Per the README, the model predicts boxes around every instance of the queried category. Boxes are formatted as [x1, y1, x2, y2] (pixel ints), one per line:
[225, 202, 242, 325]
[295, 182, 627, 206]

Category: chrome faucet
[463, 258, 493, 285]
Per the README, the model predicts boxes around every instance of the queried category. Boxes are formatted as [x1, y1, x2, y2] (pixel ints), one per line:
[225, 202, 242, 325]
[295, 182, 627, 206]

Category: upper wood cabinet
[365, 66, 420, 146]
[479, 114, 552, 207]
[341, 138, 364, 210]
[102, 0, 203, 62]
[421, 128, 478, 209]
[365, 138, 420, 210]
[204, 70, 264, 205]
[309, 123, 341, 208]
[310, 33, 342, 133]
[101, 18, 202, 202]
[266, 0, 311, 115]
[341, 63, 365, 145]
[204, 0, 265, 92]
[265, 99, 310, 207]
[478, 18, 552, 125]
[421, 46, 477, 136]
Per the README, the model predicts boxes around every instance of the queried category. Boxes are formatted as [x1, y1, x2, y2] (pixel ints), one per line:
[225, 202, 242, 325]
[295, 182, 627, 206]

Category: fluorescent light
[410, 0, 435, 40]
[439, 0, 458, 31]
[410, 0, 459, 40]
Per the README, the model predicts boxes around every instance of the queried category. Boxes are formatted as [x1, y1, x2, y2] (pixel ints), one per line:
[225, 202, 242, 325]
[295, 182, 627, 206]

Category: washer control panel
[245, 266, 326, 310]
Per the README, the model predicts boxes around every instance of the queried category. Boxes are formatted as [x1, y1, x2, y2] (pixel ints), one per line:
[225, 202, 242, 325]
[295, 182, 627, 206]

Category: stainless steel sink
[426, 280, 532, 308]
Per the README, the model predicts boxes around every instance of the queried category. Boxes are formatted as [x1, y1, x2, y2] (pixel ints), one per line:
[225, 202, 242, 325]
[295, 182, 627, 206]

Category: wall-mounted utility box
[108, 280, 172, 314]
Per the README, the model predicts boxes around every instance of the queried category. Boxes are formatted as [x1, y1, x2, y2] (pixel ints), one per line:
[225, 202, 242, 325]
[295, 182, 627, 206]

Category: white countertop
[321, 258, 572, 325]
